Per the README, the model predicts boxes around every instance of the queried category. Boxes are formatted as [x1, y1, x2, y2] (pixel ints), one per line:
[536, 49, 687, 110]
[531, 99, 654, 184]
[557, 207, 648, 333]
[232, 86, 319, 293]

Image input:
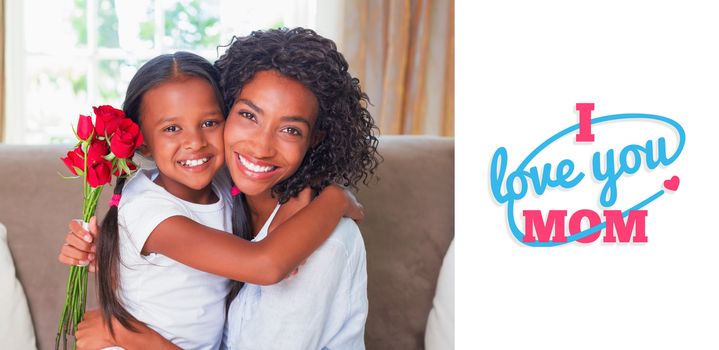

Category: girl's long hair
[97, 51, 226, 336]
[226, 193, 254, 305]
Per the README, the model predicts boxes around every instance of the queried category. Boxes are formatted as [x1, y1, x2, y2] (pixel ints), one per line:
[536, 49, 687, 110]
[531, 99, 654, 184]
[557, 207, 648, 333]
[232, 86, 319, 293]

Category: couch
[0, 135, 454, 349]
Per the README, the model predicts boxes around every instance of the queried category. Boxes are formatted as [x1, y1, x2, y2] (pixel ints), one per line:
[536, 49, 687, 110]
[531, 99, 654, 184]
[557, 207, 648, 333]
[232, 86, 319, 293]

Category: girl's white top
[222, 204, 369, 349]
[116, 168, 233, 350]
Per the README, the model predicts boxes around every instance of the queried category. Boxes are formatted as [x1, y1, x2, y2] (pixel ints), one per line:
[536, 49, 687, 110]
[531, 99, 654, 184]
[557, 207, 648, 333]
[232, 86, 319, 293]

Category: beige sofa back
[0, 135, 454, 350]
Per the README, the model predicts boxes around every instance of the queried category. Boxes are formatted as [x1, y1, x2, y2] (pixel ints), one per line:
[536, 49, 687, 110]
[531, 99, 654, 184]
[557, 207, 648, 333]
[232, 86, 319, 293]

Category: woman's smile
[234, 152, 281, 179]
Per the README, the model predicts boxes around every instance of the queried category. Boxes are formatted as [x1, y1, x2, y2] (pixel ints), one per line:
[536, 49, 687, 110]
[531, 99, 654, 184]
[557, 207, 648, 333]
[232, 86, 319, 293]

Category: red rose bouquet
[56, 105, 142, 349]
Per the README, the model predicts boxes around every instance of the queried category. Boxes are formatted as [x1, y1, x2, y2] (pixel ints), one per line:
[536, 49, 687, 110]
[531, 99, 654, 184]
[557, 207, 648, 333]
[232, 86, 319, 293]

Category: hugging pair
[59, 27, 379, 349]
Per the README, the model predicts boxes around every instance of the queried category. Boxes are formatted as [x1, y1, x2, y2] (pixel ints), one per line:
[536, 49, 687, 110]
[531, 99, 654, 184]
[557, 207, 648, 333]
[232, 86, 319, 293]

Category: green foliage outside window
[71, 0, 87, 46]
[97, 0, 119, 48]
[165, 0, 220, 49]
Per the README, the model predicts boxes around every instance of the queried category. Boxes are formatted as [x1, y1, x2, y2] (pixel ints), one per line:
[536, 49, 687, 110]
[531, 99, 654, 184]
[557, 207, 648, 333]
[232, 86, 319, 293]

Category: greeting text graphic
[490, 103, 685, 247]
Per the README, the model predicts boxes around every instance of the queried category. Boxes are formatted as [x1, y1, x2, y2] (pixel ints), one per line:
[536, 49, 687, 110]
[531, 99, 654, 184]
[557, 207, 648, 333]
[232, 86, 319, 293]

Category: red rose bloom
[110, 118, 143, 158]
[77, 115, 94, 141]
[61, 146, 85, 175]
[87, 139, 110, 164]
[94, 105, 125, 138]
[61, 140, 110, 176]
[86, 160, 112, 188]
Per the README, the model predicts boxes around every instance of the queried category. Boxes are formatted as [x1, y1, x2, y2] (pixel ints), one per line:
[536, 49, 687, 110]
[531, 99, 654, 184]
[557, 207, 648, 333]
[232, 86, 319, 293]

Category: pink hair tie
[109, 194, 122, 207]
[231, 186, 242, 196]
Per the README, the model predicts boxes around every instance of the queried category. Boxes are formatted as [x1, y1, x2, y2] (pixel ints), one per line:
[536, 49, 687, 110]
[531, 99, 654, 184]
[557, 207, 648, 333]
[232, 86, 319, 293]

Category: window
[4, 0, 339, 144]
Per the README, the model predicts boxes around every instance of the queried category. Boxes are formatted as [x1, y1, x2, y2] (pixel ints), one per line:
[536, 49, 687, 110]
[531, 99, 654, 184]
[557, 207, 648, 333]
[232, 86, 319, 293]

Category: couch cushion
[0, 222, 38, 349]
[425, 239, 454, 349]
[0, 145, 102, 350]
[357, 136, 454, 349]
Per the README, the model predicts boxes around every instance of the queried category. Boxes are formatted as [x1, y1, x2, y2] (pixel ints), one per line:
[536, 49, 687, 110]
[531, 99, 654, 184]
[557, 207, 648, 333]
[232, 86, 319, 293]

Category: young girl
[58, 50, 362, 349]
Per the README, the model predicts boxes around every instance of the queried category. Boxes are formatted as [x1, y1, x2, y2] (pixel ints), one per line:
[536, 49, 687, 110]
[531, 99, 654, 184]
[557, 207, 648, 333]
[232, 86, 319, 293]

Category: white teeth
[239, 155, 275, 173]
[179, 157, 209, 167]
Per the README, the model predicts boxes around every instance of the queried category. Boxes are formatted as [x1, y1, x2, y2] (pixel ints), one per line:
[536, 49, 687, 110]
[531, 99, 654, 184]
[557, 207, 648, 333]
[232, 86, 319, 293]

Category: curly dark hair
[215, 27, 381, 203]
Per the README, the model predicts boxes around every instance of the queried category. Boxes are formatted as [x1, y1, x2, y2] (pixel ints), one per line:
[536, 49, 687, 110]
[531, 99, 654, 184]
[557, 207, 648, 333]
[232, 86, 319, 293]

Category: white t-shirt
[116, 168, 233, 350]
[222, 205, 369, 350]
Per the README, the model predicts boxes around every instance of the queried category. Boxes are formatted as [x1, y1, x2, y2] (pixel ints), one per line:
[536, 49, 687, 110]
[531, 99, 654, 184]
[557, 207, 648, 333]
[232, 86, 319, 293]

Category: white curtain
[340, 0, 454, 136]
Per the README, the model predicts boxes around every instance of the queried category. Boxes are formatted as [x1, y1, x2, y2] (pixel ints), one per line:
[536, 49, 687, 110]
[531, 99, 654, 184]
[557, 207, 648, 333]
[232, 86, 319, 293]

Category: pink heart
[663, 176, 680, 191]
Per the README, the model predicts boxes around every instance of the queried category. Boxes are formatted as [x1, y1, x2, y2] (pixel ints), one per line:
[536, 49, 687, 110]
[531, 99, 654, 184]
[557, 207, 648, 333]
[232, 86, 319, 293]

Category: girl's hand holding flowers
[58, 217, 99, 272]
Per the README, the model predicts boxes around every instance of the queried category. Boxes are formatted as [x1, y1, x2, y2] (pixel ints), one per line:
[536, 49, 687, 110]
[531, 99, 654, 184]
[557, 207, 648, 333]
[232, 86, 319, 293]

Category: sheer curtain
[340, 0, 454, 136]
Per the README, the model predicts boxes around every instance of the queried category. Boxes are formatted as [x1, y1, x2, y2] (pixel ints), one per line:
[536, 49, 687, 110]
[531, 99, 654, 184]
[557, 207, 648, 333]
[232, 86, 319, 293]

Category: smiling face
[224, 70, 319, 201]
[139, 76, 225, 203]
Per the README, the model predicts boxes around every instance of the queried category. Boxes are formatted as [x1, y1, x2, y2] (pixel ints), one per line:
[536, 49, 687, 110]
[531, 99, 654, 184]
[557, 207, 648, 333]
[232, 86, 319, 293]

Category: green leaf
[57, 171, 82, 180]
[104, 153, 116, 161]
[119, 159, 132, 175]
[71, 124, 79, 140]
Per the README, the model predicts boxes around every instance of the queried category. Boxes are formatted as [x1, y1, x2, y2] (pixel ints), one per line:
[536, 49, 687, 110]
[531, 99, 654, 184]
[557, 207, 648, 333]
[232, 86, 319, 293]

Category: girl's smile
[224, 70, 319, 200]
[177, 154, 215, 171]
